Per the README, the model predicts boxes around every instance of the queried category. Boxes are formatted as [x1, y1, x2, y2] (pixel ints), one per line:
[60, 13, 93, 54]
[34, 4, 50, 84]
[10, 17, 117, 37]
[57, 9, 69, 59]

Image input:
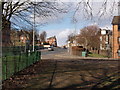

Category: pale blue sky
[38, 10, 116, 46]
[11, 1, 118, 46]
[37, 1, 119, 46]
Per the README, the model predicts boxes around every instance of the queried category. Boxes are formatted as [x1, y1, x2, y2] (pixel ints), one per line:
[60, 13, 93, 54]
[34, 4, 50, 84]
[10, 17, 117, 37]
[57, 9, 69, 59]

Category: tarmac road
[41, 47, 68, 59]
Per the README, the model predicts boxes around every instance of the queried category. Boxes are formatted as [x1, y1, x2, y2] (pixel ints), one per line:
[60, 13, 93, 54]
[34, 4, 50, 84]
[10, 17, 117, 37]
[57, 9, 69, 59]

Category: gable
[112, 16, 120, 25]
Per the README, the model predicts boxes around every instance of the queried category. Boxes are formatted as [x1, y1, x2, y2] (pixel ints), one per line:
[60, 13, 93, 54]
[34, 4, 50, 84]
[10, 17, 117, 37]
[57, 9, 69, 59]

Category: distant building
[99, 29, 112, 50]
[10, 30, 31, 46]
[112, 16, 120, 59]
[67, 35, 81, 48]
[20, 35, 27, 43]
[47, 36, 57, 47]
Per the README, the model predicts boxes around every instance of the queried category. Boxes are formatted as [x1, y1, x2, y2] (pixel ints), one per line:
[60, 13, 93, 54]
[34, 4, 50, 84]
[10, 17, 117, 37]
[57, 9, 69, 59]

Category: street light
[32, 3, 36, 52]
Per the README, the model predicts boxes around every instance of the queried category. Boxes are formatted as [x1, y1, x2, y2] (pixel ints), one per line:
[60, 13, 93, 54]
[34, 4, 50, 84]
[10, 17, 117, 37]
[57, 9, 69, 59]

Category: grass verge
[88, 53, 108, 58]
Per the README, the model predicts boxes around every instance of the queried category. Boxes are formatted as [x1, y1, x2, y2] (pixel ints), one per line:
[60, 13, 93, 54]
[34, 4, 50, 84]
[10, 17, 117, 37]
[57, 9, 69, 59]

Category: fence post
[38, 51, 40, 61]
[14, 55, 17, 74]
[32, 51, 35, 64]
[28, 50, 30, 66]
[18, 51, 21, 71]
[37, 51, 38, 61]
[5, 56, 7, 80]
[26, 51, 28, 67]
[30, 52, 33, 65]
[39, 51, 41, 60]
[35, 51, 37, 62]
[35, 51, 38, 61]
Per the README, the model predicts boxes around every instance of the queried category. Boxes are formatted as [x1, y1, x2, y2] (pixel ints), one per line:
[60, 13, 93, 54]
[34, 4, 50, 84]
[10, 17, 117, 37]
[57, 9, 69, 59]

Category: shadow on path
[2, 59, 120, 89]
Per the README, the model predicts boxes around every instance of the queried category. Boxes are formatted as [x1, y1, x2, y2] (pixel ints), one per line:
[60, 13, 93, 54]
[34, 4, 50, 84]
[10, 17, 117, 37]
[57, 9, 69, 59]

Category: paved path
[2, 58, 120, 89]
[2, 48, 120, 89]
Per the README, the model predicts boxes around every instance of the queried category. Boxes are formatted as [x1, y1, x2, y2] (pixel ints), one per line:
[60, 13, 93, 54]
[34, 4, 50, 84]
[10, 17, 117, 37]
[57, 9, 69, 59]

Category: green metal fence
[2, 47, 41, 80]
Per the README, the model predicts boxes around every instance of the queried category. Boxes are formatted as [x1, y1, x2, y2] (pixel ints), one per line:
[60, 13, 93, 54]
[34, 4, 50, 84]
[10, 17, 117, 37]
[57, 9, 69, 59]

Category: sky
[36, 1, 118, 46]
[10, 0, 119, 46]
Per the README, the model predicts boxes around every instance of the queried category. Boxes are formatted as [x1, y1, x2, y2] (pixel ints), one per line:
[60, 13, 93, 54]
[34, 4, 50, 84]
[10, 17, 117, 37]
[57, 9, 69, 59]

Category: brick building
[112, 16, 120, 59]
[20, 35, 27, 43]
[10, 30, 30, 46]
[99, 29, 112, 50]
[47, 36, 57, 47]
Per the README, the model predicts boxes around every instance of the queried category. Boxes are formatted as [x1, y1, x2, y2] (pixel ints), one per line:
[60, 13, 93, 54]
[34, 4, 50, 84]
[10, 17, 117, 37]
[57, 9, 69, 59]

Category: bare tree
[67, 33, 75, 43]
[72, 0, 118, 23]
[77, 25, 100, 50]
[2, 0, 119, 29]
[2, 1, 68, 27]
[39, 31, 47, 42]
[2, 0, 68, 46]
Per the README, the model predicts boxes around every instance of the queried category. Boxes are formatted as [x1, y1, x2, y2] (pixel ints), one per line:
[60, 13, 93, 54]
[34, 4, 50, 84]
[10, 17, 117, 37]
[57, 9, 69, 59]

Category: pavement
[2, 48, 120, 89]
[2, 58, 120, 89]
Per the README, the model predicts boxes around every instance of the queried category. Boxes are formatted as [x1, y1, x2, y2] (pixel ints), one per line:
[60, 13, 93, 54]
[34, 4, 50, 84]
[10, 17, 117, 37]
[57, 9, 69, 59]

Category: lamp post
[32, 3, 36, 52]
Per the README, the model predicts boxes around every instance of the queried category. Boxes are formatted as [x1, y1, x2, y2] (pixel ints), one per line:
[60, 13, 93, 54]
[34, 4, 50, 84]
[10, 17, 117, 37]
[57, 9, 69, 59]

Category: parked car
[48, 47, 54, 51]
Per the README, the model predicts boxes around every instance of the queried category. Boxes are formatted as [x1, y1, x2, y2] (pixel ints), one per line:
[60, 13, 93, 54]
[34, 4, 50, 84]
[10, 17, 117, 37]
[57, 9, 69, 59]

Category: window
[100, 36, 102, 41]
[106, 35, 108, 42]
[118, 37, 120, 44]
[118, 49, 120, 57]
[118, 25, 120, 31]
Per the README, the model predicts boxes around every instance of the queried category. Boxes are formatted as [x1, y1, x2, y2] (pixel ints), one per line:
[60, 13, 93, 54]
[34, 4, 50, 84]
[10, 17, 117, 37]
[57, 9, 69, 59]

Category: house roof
[47, 36, 56, 40]
[112, 16, 120, 25]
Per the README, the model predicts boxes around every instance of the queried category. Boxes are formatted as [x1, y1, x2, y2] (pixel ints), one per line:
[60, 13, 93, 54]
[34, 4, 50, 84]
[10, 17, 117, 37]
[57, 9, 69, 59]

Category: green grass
[88, 53, 108, 58]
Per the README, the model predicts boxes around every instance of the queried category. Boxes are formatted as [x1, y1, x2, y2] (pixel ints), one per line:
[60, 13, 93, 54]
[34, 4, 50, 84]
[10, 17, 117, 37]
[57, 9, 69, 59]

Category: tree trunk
[2, 17, 11, 46]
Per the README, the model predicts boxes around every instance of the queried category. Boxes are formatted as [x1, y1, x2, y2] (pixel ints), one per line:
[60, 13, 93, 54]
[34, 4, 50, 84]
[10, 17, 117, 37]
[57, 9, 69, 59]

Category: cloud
[37, 1, 118, 46]
[56, 29, 75, 46]
[57, 29, 74, 38]
[100, 25, 112, 30]
[41, 28, 75, 46]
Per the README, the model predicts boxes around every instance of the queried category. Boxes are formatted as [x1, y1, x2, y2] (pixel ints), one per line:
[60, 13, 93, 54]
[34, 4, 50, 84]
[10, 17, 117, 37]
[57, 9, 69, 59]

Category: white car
[48, 47, 54, 51]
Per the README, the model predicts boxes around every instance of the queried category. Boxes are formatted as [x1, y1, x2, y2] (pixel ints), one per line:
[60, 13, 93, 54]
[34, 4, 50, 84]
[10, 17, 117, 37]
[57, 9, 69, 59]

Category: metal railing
[2, 46, 41, 80]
